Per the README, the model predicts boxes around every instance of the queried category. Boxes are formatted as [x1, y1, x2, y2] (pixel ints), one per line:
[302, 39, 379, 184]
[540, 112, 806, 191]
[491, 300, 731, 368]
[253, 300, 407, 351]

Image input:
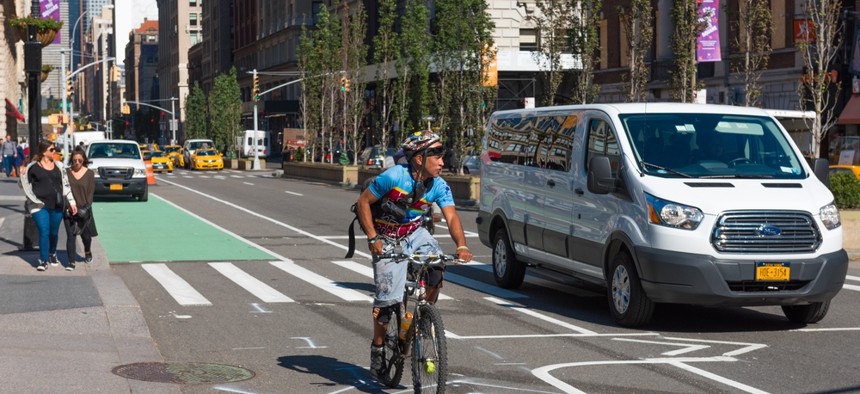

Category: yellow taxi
[150, 150, 174, 173]
[829, 165, 860, 180]
[162, 144, 185, 168]
[191, 148, 224, 170]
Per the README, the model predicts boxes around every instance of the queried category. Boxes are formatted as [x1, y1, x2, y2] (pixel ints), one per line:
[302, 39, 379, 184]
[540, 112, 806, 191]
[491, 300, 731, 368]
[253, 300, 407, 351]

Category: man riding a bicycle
[355, 130, 473, 379]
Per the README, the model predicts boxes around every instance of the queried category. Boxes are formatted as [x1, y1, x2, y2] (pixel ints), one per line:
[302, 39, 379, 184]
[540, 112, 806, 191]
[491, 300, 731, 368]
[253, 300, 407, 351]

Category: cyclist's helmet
[401, 130, 440, 153]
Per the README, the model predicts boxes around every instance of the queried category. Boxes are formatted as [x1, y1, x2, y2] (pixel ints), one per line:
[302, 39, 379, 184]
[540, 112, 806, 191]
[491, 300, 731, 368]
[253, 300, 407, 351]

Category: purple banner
[697, 0, 721, 63]
[40, 0, 62, 44]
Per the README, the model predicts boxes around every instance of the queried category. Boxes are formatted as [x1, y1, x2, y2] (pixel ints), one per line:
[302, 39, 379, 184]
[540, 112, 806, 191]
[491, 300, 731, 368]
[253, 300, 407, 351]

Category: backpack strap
[345, 203, 360, 258]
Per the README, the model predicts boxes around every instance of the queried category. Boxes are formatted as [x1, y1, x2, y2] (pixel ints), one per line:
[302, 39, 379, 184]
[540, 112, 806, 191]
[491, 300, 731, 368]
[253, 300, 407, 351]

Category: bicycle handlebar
[377, 253, 464, 265]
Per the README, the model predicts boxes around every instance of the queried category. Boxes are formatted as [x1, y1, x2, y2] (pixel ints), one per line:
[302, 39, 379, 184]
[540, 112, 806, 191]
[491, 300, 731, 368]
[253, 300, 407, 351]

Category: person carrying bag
[63, 147, 98, 270]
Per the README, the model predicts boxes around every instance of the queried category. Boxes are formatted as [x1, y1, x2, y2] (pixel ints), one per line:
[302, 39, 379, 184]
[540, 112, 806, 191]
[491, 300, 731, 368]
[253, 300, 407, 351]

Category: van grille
[98, 167, 134, 180]
[710, 211, 820, 253]
[726, 280, 810, 292]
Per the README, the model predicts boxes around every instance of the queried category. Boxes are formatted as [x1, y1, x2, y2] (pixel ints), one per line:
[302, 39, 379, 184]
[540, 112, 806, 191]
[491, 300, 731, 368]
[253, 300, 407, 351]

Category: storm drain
[112, 362, 255, 384]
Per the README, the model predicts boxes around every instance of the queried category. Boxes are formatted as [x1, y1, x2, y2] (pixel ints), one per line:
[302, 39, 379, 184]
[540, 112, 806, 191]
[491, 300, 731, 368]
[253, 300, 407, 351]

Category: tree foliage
[344, 2, 369, 165]
[669, 0, 705, 103]
[394, 0, 430, 141]
[373, 0, 399, 151]
[568, 0, 602, 104]
[433, 0, 495, 174]
[730, 0, 773, 107]
[184, 81, 208, 140]
[797, 0, 843, 159]
[530, 0, 577, 106]
[298, 23, 321, 162]
[619, 0, 653, 102]
[208, 67, 242, 155]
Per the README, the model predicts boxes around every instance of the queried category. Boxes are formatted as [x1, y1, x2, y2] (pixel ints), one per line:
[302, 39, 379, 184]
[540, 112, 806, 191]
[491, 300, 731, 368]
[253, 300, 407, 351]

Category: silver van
[477, 103, 848, 327]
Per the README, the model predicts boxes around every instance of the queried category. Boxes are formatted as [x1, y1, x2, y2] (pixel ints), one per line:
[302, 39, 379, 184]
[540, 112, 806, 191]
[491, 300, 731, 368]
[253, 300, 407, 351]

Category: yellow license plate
[109, 184, 123, 191]
[756, 263, 790, 281]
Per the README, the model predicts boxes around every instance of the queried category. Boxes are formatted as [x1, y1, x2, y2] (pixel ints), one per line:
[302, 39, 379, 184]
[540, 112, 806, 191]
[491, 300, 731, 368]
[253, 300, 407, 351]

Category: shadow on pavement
[277, 355, 398, 393]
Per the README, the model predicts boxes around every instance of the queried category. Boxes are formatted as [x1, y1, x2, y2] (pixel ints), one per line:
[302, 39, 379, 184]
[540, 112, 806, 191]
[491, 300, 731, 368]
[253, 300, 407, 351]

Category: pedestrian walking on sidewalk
[14, 145, 25, 177]
[2, 135, 17, 177]
[63, 147, 97, 270]
[19, 140, 78, 271]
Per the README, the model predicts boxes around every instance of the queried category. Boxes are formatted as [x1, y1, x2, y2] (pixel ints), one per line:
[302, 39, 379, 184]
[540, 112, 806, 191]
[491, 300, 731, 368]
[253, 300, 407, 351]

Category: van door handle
[547, 179, 556, 188]
[575, 188, 584, 195]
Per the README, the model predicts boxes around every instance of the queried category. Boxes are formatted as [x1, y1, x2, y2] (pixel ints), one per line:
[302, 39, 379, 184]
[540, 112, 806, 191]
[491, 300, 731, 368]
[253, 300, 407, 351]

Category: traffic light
[340, 77, 347, 92]
[122, 104, 130, 115]
[65, 71, 73, 97]
[344, 78, 350, 92]
[253, 74, 260, 102]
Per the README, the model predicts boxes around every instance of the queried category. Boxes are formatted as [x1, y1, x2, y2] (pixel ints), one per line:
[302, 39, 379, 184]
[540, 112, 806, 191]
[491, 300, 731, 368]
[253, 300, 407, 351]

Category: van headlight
[134, 168, 146, 176]
[820, 203, 841, 229]
[645, 193, 703, 230]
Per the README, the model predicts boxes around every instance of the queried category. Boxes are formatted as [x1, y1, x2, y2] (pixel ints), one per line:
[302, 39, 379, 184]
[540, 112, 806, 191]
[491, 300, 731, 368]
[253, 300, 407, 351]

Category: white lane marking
[182, 175, 193, 178]
[292, 336, 328, 349]
[794, 327, 860, 332]
[0, 217, 4, 229]
[271, 260, 372, 302]
[212, 386, 258, 394]
[447, 272, 527, 299]
[209, 262, 294, 303]
[318, 234, 478, 239]
[662, 337, 767, 357]
[243, 182, 255, 186]
[331, 260, 453, 300]
[844, 283, 860, 291]
[230, 175, 243, 178]
[845, 275, 860, 281]
[250, 303, 272, 313]
[142, 264, 212, 306]
[434, 224, 478, 237]
[200, 175, 211, 178]
[0, 195, 26, 201]
[484, 296, 597, 335]
[285, 191, 303, 196]
[532, 356, 768, 394]
[467, 261, 603, 297]
[446, 332, 655, 340]
[214, 175, 226, 179]
[612, 337, 709, 356]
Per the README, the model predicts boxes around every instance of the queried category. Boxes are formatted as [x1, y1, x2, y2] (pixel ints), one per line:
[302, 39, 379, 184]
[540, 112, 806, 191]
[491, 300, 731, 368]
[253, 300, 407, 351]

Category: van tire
[781, 301, 830, 324]
[492, 228, 525, 289]
[137, 186, 149, 202]
[608, 251, 654, 327]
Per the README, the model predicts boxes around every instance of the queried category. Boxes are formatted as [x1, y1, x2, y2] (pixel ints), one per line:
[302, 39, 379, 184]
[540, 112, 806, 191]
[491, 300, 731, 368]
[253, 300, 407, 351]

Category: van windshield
[188, 141, 213, 150]
[619, 113, 806, 179]
[88, 143, 141, 160]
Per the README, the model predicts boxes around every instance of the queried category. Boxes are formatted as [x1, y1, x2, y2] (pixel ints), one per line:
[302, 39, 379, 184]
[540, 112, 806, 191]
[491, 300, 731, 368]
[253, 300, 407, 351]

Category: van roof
[492, 103, 774, 117]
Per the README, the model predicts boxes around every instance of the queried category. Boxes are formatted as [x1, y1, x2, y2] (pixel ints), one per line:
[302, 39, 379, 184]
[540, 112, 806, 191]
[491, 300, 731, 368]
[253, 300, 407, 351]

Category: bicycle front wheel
[411, 304, 447, 393]
[378, 307, 405, 388]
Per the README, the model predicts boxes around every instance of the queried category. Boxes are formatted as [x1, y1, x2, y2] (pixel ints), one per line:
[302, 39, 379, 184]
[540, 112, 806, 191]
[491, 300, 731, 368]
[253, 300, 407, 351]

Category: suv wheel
[782, 301, 830, 324]
[608, 251, 654, 327]
[492, 228, 525, 289]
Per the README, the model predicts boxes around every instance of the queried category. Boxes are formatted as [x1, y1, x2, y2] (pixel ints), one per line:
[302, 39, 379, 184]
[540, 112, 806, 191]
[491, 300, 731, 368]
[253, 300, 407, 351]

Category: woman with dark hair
[63, 147, 97, 270]
[20, 140, 77, 271]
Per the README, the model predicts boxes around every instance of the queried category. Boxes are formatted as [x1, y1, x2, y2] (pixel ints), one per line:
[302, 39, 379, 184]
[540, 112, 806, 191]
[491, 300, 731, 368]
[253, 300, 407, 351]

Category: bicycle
[374, 252, 459, 393]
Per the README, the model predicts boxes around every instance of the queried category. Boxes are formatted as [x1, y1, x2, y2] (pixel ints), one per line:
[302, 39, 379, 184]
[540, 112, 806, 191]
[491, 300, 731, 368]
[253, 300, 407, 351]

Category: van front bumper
[634, 247, 849, 306]
[94, 178, 147, 195]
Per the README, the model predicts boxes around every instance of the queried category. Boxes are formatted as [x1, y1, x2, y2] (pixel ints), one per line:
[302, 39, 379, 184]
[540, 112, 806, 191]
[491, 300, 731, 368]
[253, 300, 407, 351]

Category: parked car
[829, 165, 860, 180]
[183, 139, 216, 169]
[162, 144, 185, 168]
[191, 148, 224, 170]
[461, 155, 481, 174]
[359, 145, 396, 167]
[150, 150, 174, 173]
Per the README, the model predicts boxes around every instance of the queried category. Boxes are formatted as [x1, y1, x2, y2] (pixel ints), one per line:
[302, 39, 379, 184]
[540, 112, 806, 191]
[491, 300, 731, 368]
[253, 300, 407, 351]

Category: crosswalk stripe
[270, 260, 373, 302]
[209, 262, 294, 303]
[844, 283, 860, 292]
[445, 271, 528, 299]
[142, 264, 212, 306]
[331, 260, 453, 300]
[845, 275, 860, 282]
[485, 296, 598, 335]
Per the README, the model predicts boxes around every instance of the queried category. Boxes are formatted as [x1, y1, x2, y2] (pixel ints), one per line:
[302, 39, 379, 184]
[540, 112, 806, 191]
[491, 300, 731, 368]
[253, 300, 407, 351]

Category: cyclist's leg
[371, 250, 407, 346]
[405, 228, 445, 303]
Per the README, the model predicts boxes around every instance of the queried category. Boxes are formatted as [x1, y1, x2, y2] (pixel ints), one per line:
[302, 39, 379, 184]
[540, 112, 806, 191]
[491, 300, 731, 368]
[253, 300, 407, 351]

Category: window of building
[190, 13, 198, 26]
[147, 35, 156, 42]
[520, 29, 537, 51]
[190, 0, 196, 5]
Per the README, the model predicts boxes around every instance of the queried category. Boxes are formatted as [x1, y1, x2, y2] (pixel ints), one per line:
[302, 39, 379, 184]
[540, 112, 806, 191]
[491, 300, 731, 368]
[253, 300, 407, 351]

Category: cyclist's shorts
[372, 227, 441, 308]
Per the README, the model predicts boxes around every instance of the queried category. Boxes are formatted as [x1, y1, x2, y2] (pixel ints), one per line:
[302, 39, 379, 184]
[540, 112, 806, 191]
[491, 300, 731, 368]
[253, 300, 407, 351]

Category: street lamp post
[252, 69, 260, 170]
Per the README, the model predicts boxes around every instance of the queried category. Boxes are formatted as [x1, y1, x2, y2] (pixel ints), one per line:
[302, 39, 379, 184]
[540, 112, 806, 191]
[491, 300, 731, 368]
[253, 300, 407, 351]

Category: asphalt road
[102, 168, 860, 394]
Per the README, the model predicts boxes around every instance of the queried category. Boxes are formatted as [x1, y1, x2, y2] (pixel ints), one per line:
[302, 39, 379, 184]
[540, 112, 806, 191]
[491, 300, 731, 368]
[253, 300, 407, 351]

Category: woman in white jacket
[20, 140, 77, 271]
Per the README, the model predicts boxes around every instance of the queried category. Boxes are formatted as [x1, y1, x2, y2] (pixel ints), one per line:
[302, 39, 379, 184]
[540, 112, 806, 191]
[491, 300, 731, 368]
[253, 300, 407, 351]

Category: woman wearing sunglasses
[20, 140, 77, 271]
[63, 147, 97, 270]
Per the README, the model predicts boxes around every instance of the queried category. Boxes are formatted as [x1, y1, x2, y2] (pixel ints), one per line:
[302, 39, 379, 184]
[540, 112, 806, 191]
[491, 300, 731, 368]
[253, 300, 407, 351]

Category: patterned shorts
[372, 227, 440, 308]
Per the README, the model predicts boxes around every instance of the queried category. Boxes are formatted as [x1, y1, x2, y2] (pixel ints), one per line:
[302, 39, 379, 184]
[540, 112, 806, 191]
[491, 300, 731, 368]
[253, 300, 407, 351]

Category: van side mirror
[587, 156, 615, 194]
[812, 158, 829, 186]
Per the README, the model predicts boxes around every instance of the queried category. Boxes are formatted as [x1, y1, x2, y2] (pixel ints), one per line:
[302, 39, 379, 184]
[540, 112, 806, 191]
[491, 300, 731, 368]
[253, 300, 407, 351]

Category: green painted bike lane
[93, 194, 275, 263]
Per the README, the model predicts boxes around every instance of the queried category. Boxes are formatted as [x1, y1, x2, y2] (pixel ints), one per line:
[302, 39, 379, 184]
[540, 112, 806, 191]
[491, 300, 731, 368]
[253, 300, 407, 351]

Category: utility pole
[22, 0, 43, 250]
[252, 69, 261, 170]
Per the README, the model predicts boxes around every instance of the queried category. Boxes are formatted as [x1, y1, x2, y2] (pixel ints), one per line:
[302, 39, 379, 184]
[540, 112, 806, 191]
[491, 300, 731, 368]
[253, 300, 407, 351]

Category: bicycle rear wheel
[411, 304, 447, 393]
[377, 307, 405, 388]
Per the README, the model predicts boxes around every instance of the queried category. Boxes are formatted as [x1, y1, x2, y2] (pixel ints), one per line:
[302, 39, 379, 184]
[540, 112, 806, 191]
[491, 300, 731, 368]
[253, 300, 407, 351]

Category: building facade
[124, 19, 159, 105]
[156, 0, 202, 131]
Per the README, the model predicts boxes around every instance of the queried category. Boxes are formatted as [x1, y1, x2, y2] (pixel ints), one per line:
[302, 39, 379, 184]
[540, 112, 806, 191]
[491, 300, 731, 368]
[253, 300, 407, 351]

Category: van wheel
[492, 228, 525, 289]
[782, 301, 830, 324]
[608, 251, 654, 327]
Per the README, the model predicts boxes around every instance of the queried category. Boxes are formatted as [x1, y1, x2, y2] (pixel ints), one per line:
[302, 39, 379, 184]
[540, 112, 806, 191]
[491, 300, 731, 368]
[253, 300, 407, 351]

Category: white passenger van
[477, 103, 848, 327]
[241, 130, 270, 158]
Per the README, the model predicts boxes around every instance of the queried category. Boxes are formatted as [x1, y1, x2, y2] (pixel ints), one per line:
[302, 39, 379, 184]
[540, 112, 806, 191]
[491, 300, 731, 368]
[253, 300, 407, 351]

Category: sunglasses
[72, 159, 84, 163]
[48, 148, 56, 152]
[423, 147, 446, 158]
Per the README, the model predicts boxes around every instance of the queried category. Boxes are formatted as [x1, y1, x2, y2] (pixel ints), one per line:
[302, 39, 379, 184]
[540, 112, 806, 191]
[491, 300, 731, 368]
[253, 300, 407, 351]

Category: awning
[5, 98, 25, 122]
[838, 95, 860, 124]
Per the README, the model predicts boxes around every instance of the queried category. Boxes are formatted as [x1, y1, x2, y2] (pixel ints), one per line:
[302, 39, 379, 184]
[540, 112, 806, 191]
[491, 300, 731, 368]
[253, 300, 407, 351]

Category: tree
[568, 0, 602, 104]
[184, 81, 208, 140]
[208, 67, 243, 156]
[394, 0, 430, 141]
[669, 0, 705, 103]
[619, 0, 653, 102]
[298, 23, 321, 162]
[373, 0, 399, 152]
[797, 0, 843, 159]
[730, 0, 773, 107]
[530, 0, 577, 106]
[344, 2, 369, 165]
[433, 0, 495, 175]
[314, 5, 342, 163]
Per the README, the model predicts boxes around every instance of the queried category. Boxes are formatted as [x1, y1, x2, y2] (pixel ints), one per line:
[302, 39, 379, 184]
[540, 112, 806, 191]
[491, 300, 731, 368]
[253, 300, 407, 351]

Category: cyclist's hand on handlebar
[455, 247, 473, 263]
[368, 239, 384, 255]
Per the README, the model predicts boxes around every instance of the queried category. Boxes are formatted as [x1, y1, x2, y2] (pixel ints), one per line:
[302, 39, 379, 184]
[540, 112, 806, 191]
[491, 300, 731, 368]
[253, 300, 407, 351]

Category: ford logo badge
[755, 225, 782, 237]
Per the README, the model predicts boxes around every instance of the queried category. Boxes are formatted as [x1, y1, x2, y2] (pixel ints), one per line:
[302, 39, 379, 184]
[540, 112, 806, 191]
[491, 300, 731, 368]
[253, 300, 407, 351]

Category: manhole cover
[112, 362, 255, 384]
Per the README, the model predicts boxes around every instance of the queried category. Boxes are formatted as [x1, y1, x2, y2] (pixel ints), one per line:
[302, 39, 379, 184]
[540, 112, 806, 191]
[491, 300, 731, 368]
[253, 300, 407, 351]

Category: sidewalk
[0, 186, 179, 392]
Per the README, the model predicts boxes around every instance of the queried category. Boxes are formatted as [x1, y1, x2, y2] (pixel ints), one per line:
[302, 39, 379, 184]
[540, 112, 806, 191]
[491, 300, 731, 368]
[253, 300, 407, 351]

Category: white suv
[86, 140, 149, 201]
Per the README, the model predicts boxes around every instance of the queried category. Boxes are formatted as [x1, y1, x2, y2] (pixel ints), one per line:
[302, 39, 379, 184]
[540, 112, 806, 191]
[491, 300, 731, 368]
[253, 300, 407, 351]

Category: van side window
[586, 118, 621, 176]
[489, 115, 531, 165]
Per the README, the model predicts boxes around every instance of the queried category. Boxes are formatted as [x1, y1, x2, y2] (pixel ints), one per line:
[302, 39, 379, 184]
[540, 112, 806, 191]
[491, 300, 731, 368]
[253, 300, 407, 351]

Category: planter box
[282, 162, 358, 185]
[236, 158, 266, 170]
[223, 158, 239, 169]
[359, 166, 479, 204]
